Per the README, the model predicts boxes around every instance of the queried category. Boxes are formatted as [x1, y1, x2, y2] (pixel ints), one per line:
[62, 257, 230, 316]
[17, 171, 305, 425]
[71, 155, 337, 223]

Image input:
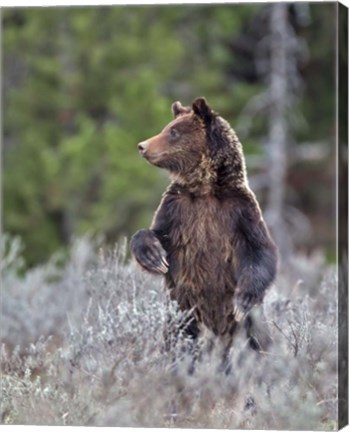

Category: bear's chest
[171, 194, 232, 247]
[167, 194, 236, 279]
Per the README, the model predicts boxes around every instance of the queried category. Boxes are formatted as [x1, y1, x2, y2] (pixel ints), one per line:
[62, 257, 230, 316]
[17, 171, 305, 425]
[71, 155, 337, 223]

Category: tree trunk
[265, 3, 292, 259]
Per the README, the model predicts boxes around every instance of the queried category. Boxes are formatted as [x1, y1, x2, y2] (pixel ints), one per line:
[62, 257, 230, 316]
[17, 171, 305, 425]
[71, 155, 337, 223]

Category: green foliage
[2, 4, 336, 266]
[2, 5, 255, 265]
[296, 3, 336, 143]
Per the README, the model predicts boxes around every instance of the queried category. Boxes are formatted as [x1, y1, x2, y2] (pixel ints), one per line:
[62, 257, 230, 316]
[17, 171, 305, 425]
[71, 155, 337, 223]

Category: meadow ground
[1, 237, 338, 429]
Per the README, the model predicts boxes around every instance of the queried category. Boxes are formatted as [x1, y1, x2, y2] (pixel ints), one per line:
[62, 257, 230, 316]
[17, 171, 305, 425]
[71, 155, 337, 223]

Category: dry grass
[1, 236, 338, 429]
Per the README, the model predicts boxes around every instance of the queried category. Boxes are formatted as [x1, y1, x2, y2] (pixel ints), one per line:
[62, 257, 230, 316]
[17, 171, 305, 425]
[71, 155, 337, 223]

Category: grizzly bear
[131, 97, 277, 353]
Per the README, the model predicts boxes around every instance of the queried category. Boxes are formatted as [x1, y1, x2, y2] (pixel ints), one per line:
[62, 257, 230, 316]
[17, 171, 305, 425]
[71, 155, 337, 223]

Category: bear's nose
[138, 141, 148, 154]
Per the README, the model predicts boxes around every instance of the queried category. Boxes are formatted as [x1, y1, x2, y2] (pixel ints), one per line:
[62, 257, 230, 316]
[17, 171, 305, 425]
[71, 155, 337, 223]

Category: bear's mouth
[143, 152, 167, 163]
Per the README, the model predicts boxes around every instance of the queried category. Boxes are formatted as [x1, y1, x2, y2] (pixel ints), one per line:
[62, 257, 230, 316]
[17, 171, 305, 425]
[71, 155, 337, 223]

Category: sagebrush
[1, 236, 338, 429]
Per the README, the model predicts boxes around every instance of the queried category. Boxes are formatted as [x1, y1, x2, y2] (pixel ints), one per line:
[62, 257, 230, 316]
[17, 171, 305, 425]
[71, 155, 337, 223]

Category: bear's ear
[192, 97, 214, 125]
[171, 101, 191, 118]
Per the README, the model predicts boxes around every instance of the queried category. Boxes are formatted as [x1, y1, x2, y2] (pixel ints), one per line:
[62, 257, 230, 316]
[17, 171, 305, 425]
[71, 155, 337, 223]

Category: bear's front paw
[130, 229, 169, 275]
[232, 289, 260, 322]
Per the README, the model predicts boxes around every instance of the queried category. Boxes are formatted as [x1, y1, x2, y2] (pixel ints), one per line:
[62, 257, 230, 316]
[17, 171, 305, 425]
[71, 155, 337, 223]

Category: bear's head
[137, 97, 217, 175]
[137, 97, 245, 187]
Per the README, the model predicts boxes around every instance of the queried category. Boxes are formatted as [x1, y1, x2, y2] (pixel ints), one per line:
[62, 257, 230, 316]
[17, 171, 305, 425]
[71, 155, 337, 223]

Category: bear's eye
[169, 128, 179, 140]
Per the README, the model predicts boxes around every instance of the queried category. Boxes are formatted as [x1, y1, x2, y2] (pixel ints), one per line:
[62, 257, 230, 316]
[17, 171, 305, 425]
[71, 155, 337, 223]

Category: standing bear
[131, 97, 277, 351]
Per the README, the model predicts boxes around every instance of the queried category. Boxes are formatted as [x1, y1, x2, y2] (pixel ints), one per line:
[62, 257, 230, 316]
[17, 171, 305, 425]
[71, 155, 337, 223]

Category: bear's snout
[138, 141, 148, 155]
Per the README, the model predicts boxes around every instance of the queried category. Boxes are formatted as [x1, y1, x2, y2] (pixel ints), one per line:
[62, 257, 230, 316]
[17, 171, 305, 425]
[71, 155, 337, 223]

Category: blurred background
[2, 5, 343, 428]
[3, 3, 337, 267]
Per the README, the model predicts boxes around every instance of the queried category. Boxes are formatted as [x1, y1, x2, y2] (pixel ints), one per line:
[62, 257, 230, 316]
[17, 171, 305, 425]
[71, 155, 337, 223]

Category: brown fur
[131, 97, 277, 345]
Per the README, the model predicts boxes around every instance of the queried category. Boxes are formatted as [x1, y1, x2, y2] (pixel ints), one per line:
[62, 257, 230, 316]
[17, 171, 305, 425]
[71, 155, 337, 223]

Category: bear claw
[130, 229, 169, 275]
[233, 304, 247, 322]
[233, 291, 257, 322]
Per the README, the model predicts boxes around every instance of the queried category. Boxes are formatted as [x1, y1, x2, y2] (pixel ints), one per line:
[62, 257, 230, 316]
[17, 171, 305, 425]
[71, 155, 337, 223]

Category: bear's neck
[170, 121, 249, 196]
[171, 150, 248, 196]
